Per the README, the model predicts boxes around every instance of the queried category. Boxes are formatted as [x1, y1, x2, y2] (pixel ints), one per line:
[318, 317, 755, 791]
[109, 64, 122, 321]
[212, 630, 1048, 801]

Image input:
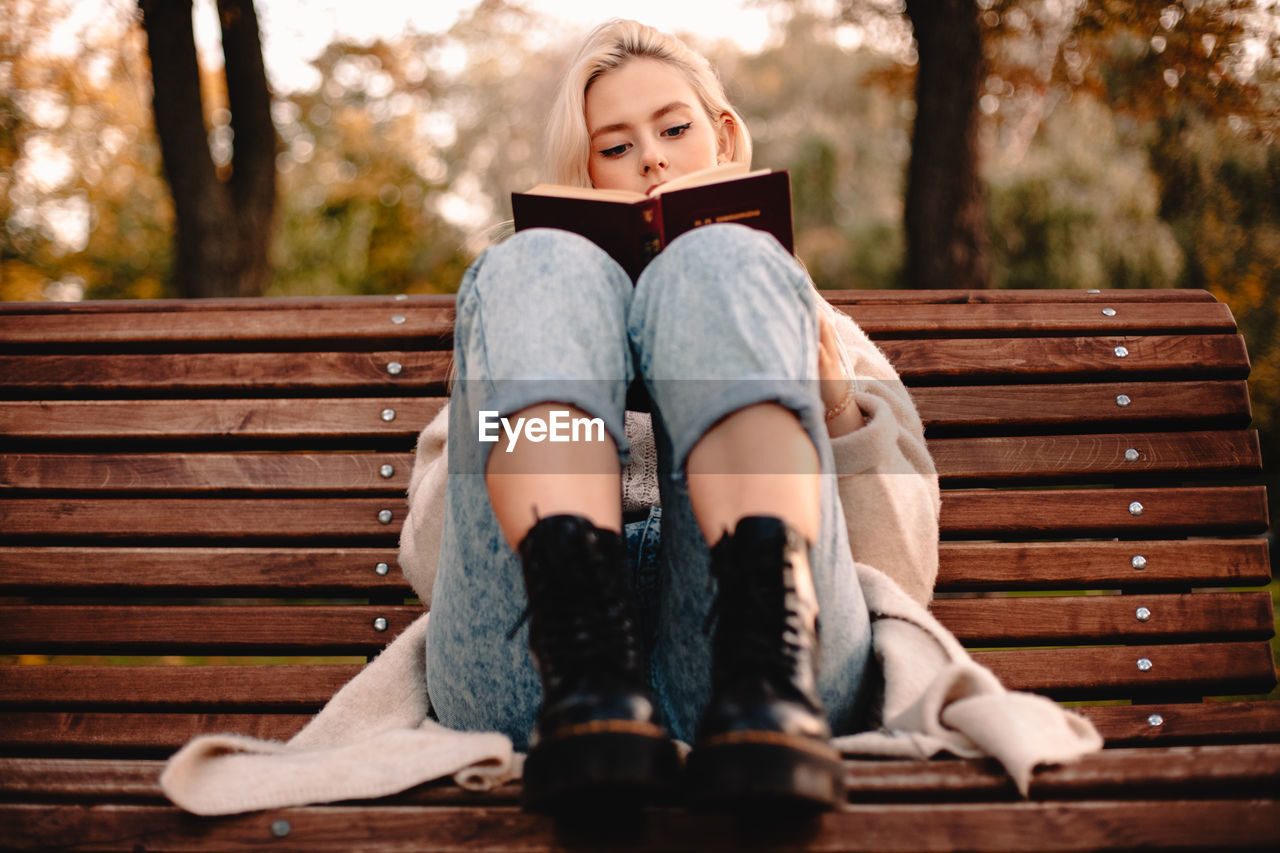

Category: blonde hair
[545, 19, 753, 187]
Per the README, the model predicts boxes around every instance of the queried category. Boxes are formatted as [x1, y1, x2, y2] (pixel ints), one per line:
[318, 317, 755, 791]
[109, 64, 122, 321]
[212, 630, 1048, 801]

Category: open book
[511, 163, 793, 280]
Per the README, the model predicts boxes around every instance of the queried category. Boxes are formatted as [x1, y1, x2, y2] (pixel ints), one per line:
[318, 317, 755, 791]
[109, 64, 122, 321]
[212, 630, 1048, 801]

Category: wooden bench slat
[0, 352, 451, 396]
[2, 487, 1266, 542]
[935, 539, 1272, 590]
[0, 338, 1247, 397]
[0, 605, 422, 654]
[842, 744, 1280, 798]
[0, 548, 406, 593]
[1075, 701, 1280, 746]
[4, 745, 1275, 803]
[842, 302, 1237, 336]
[2, 800, 1276, 852]
[5, 643, 1271, 712]
[0, 382, 1251, 442]
[3, 599, 1270, 663]
[940, 485, 1269, 538]
[0, 294, 454, 315]
[0, 758, 174, 801]
[4, 700, 1275, 756]
[0, 289, 1219, 320]
[927, 430, 1263, 482]
[0, 306, 454, 350]
[820, 288, 1221, 305]
[912, 380, 1253, 431]
[0, 398, 441, 441]
[972, 642, 1278, 697]
[0, 712, 308, 751]
[0, 303, 1236, 350]
[0, 666, 362, 709]
[0, 539, 1268, 594]
[0, 498, 405, 541]
[2, 431, 1261, 494]
[932, 591, 1274, 646]
[0, 453, 414, 493]
[879, 334, 1249, 381]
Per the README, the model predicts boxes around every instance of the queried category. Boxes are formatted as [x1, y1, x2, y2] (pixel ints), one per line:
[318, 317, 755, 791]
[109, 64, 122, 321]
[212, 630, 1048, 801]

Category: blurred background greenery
[2, 0, 1277, 570]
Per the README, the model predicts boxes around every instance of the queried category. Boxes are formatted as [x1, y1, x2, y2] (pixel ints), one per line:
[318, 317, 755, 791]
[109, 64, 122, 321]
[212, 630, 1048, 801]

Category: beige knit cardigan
[161, 304, 1102, 816]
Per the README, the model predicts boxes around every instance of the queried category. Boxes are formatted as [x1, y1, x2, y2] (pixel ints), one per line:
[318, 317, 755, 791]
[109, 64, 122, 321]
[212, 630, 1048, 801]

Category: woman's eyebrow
[589, 101, 694, 142]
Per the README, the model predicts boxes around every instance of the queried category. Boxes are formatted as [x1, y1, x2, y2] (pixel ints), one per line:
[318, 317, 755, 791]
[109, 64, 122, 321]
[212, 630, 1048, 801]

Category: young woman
[398, 19, 941, 812]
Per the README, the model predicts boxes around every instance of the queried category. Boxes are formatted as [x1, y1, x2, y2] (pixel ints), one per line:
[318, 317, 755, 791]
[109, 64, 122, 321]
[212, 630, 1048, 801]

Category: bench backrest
[0, 290, 1273, 759]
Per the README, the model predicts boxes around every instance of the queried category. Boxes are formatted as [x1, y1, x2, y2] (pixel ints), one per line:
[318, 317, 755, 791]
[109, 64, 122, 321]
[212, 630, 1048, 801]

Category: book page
[518, 163, 768, 203]
[648, 162, 758, 196]
[519, 184, 646, 203]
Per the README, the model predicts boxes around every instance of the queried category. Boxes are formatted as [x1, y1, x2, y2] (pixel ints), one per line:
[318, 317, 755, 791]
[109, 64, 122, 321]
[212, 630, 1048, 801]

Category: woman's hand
[817, 310, 865, 437]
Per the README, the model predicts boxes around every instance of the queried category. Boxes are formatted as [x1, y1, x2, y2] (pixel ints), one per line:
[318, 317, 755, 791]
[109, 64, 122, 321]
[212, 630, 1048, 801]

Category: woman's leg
[628, 224, 873, 745]
[425, 228, 634, 749]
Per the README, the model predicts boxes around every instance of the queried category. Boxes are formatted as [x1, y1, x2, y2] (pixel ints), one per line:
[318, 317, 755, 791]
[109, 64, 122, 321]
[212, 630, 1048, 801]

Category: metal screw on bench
[381, 408, 397, 422]
[1129, 501, 1144, 516]
[1148, 713, 1164, 727]
[395, 293, 408, 301]
[271, 819, 291, 838]
[391, 314, 406, 325]
[1131, 555, 1147, 570]
[378, 509, 393, 524]
[1102, 307, 1117, 317]
[373, 617, 389, 632]
[1116, 394, 1131, 407]
[1114, 345, 1129, 358]
[1137, 657, 1153, 672]
[1087, 289, 1101, 294]
[387, 361, 403, 375]
[380, 464, 395, 478]
[1136, 606, 1152, 622]
[1125, 448, 1140, 462]
[375, 562, 390, 576]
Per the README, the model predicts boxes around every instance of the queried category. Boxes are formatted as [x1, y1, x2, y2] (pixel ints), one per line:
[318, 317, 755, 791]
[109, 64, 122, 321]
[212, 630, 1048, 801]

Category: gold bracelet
[824, 382, 856, 422]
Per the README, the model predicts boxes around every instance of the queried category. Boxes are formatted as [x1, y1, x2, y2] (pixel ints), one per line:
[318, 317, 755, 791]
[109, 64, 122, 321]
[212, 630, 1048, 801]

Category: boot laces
[510, 535, 639, 680]
[703, 547, 807, 686]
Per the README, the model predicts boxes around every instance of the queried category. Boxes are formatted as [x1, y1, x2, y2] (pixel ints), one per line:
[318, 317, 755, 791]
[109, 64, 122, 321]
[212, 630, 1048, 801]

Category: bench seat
[1, 289, 1275, 850]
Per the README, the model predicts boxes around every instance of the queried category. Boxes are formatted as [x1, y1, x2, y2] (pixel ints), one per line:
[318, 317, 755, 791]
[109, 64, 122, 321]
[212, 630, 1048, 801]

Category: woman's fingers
[816, 310, 847, 409]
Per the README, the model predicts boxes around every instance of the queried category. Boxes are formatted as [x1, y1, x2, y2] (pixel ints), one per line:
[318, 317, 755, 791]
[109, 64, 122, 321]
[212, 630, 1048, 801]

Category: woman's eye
[663, 122, 693, 138]
[599, 143, 630, 158]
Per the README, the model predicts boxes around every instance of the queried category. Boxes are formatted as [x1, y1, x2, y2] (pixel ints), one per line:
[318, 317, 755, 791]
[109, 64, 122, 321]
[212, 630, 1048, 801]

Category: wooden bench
[1, 289, 1276, 851]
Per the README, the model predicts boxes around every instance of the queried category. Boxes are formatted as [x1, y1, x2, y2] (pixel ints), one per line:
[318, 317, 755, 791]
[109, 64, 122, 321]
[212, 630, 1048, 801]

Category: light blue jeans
[424, 224, 872, 749]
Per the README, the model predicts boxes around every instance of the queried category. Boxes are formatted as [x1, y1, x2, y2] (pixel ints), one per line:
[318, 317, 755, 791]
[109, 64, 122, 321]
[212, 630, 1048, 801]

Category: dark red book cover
[511, 170, 792, 281]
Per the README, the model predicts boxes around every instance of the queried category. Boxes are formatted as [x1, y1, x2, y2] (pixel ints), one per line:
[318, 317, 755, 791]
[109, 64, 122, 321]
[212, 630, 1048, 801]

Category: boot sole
[522, 727, 680, 813]
[684, 734, 845, 812]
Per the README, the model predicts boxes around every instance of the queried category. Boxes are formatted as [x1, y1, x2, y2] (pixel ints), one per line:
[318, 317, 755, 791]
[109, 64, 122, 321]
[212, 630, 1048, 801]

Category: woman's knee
[463, 228, 631, 305]
[636, 224, 810, 312]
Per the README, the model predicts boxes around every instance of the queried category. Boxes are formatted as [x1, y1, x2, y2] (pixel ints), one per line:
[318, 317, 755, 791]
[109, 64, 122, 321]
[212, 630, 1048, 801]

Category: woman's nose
[640, 146, 667, 174]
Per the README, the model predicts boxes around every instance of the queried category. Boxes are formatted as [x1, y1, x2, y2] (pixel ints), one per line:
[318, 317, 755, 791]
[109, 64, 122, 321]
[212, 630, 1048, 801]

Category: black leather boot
[516, 514, 678, 812]
[685, 516, 845, 810]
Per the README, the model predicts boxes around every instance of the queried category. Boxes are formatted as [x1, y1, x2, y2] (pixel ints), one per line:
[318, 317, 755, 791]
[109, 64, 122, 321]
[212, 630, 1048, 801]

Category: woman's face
[584, 57, 733, 194]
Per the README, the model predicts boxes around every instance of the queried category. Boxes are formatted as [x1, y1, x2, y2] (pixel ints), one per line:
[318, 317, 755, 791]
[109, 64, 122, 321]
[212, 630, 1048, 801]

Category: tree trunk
[139, 0, 276, 298]
[902, 0, 990, 290]
[218, 0, 276, 297]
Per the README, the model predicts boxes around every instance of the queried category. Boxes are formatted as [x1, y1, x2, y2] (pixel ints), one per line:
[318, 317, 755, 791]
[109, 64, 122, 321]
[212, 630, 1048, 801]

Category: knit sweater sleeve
[823, 303, 941, 607]
[398, 404, 450, 606]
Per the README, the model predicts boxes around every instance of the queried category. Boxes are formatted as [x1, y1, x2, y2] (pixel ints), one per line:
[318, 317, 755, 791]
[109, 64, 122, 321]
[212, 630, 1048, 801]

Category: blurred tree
[986, 93, 1184, 290]
[902, 0, 991, 289]
[139, 0, 275, 297]
[718, 10, 914, 288]
[2, 0, 173, 302]
[268, 37, 473, 295]
[766, 0, 992, 288]
[761, 0, 1277, 288]
[265, 0, 564, 295]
